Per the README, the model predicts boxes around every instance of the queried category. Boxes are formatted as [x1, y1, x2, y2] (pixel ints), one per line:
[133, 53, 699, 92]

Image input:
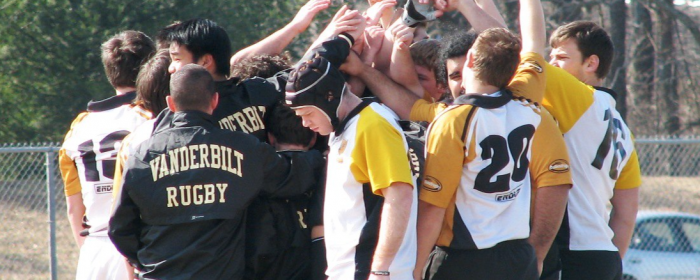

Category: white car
[623, 211, 700, 280]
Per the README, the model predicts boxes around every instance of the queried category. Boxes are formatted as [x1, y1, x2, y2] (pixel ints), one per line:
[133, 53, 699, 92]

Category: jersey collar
[86, 91, 136, 112]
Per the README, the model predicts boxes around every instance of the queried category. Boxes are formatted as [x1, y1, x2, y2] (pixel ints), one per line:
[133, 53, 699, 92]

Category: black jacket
[213, 77, 282, 141]
[109, 110, 323, 280]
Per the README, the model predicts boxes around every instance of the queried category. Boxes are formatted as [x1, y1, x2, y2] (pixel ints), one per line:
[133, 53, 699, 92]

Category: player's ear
[210, 92, 219, 111]
[166, 96, 177, 112]
[465, 49, 476, 69]
[584, 54, 599, 75]
[198, 54, 215, 73]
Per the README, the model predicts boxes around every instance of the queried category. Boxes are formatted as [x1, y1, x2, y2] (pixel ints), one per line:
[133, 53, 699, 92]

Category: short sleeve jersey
[324, 102, 417, 280]
[527, 61, 642, 251]
[59, 92, 150, 236]
[420, 92, 572, 250]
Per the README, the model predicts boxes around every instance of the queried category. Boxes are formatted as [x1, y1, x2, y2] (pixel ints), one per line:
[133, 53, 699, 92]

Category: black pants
[561, 250, 622, 280]
[541, 246, 622, 280]
[426, 239, 538, 280]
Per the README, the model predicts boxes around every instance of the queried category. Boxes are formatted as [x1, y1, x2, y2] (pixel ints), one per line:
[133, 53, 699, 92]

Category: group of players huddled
[59, 0, 642, 279]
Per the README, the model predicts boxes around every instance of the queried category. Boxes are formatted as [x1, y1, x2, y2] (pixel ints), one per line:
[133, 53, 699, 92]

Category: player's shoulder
[429, 104, 477, 139]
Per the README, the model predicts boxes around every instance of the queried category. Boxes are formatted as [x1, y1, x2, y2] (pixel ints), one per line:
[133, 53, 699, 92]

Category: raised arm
[387, 22, 424, 98]
[341, 51, 419, 119]
[231, 0, 330, 67]
[452, 0, 506, 31]
[519, 0, 546, 56]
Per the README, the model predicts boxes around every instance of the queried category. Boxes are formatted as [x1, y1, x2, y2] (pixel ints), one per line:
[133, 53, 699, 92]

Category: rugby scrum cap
[285, 55, 346, 129]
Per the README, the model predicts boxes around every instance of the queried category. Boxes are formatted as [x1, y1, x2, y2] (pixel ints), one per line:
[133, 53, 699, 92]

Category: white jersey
[561, 90, 638, 251]
[60, 92, 150, 236]
[324, 102, 417, 280]
[536, 63, 642, 251]
[420, 91, 571, 250]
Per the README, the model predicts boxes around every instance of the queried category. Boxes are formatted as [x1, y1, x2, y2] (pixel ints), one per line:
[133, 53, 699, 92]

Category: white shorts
[76, 235, 130, 280]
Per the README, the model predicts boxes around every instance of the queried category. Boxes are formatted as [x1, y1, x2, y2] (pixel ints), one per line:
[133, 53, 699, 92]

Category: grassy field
[0, 176, 698, 279]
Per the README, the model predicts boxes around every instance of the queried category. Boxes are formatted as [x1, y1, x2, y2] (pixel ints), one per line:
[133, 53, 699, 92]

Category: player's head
[439, 30, 479, 97]
[463, 28, 520, 94]
[101, 30, 155, 89]
[167, 64, 218, 114]
[266, 103, 316, 149]
[549, 21, 613, 84]
[285, 56, 347, 136]
[231, 53, 292, 80]
[166, 18, 232, 78]
[135, 49, 172, 114]
[410, 39, 448, 101]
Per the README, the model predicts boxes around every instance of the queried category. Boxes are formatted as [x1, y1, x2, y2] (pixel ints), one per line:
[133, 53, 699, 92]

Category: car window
[681, 220, 700, 252]
[632, 220, 677, 251]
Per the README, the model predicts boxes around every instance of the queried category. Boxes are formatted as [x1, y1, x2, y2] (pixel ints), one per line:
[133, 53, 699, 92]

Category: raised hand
[290, 0, 332, 33]
[322, 6, 366, 41]
[387, 21, 414, 50]
[361, 26, 386, 64]
[365, 0, 397, 26]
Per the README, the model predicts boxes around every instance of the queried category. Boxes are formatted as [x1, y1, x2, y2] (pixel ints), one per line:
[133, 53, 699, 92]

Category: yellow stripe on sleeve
[60, 149, 81, 196]
[529, 109, 573, 188]
[615, 149, 642, 190]
[419, 106, 473, 209]
[350, 108, 414, 195]
[60, 112, 89, 197]
[542, 63, 595, 134]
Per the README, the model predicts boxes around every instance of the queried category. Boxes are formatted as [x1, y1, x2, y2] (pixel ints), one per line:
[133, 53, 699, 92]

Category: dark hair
[169, 64, 216, 112]
[437, 30, 479, 84]
[550, 21, 614, 79]
[266, 103, 315, 147]
[167, 18, 232, 77]
[155, 21, 181, 50]
[101, 30, 155, 88]
[471, 28, 521, 89]
[440, 30, 479, 60]
[410, 39, 444, 87]
[135, 49, 171, 114]
[231, 53, 292, 80]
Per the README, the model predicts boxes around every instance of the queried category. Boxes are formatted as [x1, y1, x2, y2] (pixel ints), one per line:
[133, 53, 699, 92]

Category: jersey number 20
[474, 125, 536, 193]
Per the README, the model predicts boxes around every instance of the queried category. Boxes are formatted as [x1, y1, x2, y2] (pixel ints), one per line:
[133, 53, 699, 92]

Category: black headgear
[285, 56, 346, 130]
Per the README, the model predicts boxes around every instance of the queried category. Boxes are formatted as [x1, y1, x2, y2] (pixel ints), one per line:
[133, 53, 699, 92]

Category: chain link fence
[0, 144, 77, 280]
[0, 140, 698, 279]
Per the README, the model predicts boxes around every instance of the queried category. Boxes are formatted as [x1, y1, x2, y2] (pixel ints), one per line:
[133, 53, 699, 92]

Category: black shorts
[425, 239, 538, 280]
[559, 250, 622, 280]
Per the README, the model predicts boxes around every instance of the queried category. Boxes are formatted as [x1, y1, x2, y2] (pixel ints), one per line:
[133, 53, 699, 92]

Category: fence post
[46, 150, 58, 280]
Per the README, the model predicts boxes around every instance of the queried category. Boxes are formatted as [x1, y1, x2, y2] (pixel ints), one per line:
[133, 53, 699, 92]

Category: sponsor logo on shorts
[422, 176, 442, 192]
[95, 184, 112, 194]
[496, 187, 521, 202]
[548, 159, 570, 173]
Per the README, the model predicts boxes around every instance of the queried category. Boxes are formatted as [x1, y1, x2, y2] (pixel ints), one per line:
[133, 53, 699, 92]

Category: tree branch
[651, 0, 700, 47]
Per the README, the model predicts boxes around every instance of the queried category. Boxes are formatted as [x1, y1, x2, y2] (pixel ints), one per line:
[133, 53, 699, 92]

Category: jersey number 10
[78, 130, 130, 182]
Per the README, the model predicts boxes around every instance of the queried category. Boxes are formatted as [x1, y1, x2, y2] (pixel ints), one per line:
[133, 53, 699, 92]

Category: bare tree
[608, 0, 628, 119]
[653, 0, 681, 136]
